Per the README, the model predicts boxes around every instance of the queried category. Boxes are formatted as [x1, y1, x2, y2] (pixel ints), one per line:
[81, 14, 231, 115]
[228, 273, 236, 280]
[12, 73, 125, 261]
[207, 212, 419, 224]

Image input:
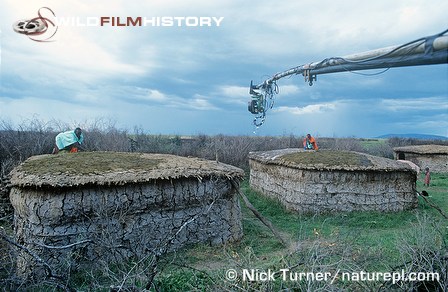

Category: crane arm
[248, 29, 448, 127]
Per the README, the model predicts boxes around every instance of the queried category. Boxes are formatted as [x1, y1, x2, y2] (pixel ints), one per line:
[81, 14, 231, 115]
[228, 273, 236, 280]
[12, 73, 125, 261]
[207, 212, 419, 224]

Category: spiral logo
[13, 7, 58, 42]
[226, 269, 238, 281]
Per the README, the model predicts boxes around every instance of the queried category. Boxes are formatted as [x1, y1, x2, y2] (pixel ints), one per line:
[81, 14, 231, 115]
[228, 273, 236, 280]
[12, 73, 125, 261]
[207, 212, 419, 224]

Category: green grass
[151, 173, 448, 290]
[359, 138, 388, 149]
[417, 172, 448, 216]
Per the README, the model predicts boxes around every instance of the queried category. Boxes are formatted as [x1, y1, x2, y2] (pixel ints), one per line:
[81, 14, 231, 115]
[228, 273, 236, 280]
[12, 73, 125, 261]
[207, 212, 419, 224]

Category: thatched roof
[10, 152, 244, 188]
[249, 148, 415, 172]
[393, 145, 448, 155]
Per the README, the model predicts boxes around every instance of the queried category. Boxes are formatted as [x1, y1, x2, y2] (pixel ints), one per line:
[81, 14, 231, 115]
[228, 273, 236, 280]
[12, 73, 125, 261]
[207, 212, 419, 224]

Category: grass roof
[281, 150, 373, 168]
[393, 145, 448, 155]
[249, 148, 414, 172]
[11, 152, 244, 188]
[19, 152, 162, 176]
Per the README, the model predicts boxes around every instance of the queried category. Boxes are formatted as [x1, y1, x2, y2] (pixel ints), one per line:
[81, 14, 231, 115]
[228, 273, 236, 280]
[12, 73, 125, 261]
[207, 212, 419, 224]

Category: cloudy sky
[1, 0, 447, 137]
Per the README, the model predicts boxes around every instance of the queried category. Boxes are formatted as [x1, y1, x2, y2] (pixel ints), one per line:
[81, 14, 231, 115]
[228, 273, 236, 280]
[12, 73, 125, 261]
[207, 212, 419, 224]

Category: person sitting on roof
[303, 134, 318, 150]
[52, 127, 85, 154]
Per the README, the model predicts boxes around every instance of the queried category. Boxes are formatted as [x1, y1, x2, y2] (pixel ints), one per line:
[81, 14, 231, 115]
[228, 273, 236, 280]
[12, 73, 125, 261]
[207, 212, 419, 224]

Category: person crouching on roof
[52, 127, 85, 154]
[303, 134, 318, 150]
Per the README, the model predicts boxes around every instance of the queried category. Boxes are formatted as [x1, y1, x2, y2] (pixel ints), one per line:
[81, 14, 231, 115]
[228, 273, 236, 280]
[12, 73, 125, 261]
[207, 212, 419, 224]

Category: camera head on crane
[248, 80, 279, 127]
[248, 81, 263, 115]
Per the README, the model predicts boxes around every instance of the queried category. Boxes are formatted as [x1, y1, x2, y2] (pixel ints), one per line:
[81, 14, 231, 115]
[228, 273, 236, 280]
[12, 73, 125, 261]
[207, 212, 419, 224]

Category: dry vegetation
[1, 118, 447, 176]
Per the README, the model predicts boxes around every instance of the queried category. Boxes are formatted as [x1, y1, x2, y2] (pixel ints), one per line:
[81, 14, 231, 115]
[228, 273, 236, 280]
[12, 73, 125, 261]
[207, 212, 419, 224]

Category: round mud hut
[393, 144, 448, 173]
[249, 148, 418, 214]
[9, 152, 244, 278]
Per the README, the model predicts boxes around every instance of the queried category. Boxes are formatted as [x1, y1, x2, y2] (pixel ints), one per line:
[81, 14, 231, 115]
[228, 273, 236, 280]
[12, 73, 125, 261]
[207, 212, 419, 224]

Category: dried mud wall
[395, 153, 448, 173]
[249, 160, 417, 214]
[10, 176, 242, 278]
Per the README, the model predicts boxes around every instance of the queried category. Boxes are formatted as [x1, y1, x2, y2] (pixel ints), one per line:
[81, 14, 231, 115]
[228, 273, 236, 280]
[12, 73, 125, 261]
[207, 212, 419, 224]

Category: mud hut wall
[10, 176, 242, 277]
[249, 160, 417, 213]
[395, 152, 448, 173]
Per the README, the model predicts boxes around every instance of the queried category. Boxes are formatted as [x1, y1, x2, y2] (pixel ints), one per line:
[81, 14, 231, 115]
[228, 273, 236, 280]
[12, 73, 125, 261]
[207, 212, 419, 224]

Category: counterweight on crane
[248, 29, 448, 127]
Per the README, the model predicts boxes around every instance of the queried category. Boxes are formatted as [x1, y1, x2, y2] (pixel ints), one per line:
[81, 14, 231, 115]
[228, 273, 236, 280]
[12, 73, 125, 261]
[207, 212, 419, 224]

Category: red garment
[303, 136, 318, 150]
[424, 170, 431, 186]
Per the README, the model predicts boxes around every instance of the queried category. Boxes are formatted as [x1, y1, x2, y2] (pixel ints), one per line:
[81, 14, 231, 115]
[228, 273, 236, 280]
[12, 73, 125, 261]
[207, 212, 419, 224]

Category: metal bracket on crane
[303, 69, 317, 86]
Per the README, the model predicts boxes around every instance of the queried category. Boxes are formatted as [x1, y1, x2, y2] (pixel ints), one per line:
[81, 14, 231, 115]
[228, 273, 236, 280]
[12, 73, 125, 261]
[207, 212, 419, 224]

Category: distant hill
[376, 133, 448, 140]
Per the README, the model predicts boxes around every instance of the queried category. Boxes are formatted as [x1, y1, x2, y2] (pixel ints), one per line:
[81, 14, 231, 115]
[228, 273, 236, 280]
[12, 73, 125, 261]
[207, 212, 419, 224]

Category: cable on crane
[248, 29, 448, 127]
